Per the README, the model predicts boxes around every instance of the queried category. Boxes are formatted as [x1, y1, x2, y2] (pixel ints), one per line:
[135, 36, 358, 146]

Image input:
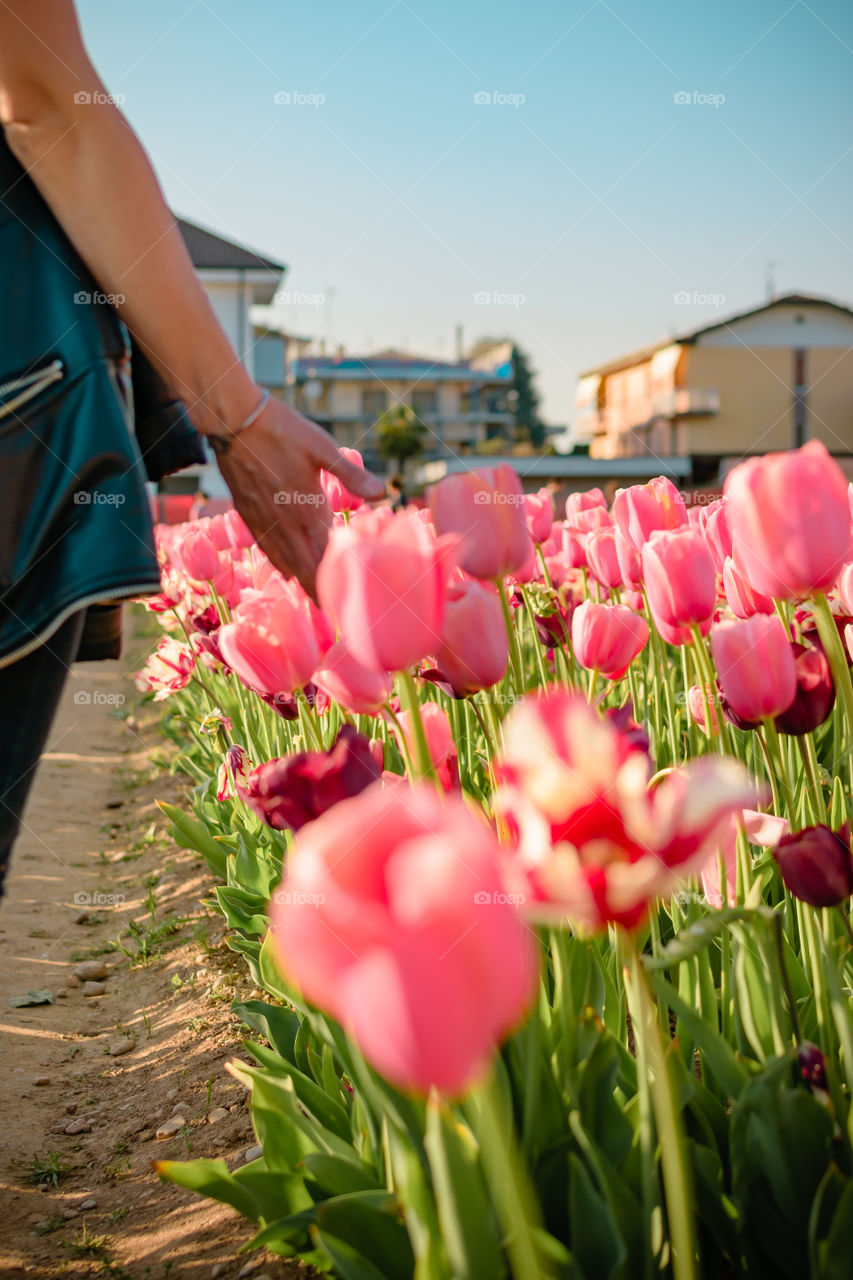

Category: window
[411, 388, 438, 417]
[362, 389, 387, 419]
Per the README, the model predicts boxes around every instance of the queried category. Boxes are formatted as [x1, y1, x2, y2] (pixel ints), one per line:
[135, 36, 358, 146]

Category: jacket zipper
[0, 358, 64, 421]
[0, 580, 161, 670]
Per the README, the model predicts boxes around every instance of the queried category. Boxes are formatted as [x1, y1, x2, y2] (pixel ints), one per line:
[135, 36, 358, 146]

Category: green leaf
[649, 973, 748, 1099]
[301, 1152, 382, 1198]
[644, 906, 773, 970]
[243, 1040, 352, 1141]
[314, 1230, 390, 1280]
[157, 800, 228, 878]
[424, 1096, 507, 1280]
[567, 1152, 627, 1279]
[154, 1157, 310, 1224]
[233, 998, 300, 1062]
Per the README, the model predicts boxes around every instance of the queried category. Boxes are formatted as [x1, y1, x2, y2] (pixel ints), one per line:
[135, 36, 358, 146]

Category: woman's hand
[215, 399, 385, 598]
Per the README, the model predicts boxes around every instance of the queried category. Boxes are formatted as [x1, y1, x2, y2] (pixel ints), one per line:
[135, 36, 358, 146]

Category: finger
[318, 445, 386, 501]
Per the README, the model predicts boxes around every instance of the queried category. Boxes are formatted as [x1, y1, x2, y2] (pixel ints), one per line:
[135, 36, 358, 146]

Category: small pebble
[105, 798, 124, 809]
[74, 961, 107, 981]
[109, 1038, 136, 1057]
[138, 1129, 154, 1142]
[243, 1144, 262, 1164]
[66, 976, 80, 989]
[170, 1100, 190, 1116]
[55, 990, 68, 1000]
[83, 981, 106, 997]
[206, 1107, 229, 1125]
[60, 1206, 79, 1219]
[155, 1115, 186, 1139]
[79, 1198, 97, 1211]
[65, 1118, 92, 1135]
[238, 1261, 264, 1278]
[32, 1076, 51, 1086]
[211, 1266, 224, 1279]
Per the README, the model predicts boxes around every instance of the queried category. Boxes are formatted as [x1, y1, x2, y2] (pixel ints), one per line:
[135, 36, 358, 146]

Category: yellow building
[576, 294, 853, 485]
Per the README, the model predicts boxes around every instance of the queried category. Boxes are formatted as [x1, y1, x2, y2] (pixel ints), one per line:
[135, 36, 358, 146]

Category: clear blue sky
[78, 0, 853, 426]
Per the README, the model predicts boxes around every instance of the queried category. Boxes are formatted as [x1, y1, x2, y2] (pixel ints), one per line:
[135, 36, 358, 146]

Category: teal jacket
[0, 132, 163, 668]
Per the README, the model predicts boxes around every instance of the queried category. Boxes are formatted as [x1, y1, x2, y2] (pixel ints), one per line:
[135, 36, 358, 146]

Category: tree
[374, 403, 428, 472]
[511, 344, 545, 448]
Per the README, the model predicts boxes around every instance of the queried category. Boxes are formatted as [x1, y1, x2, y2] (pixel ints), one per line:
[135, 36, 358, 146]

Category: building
[290, 349, 515, 472]
[575, 294, 853, 485]
[162, 219, 290, 502]
[414, 453, 690, 503]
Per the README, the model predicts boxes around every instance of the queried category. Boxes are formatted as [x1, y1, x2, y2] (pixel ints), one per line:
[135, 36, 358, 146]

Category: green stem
[467, 1071, 548, 1280]
[498, 579, 523, 694]
[812, 592, 853, 793]
[397, 669, 437, 782]
[625, 934, 698, 1280]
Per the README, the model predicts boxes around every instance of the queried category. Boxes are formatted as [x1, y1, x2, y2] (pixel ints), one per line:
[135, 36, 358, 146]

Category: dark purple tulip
[773, 823, 853, 907]
[603, 701, 651, 757]
[238, 726, 381, 832]
[716, 678, 760, 732]
[797, 1042, 828, 1094]
[774, 641, 835, 736]
[191, 604, 221, 635]
[535, 607, 572, 648]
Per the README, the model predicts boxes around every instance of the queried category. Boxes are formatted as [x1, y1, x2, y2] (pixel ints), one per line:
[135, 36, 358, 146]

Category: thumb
[323, 449, 386, 502]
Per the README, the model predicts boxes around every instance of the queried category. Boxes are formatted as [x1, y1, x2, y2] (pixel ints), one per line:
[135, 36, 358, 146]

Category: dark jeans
[0, 612, 84, 894]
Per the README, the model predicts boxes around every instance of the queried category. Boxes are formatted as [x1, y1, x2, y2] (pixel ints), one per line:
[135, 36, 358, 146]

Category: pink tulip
[269, 781, 538, 1094]
[174, 525, 220, 582]
[572, 600, 648, 680]
[218, 583, 319, 697]
[428, 465, 531, 580]
[435, 580, 508, 695]
[642, 529, 716, 631]
[585, 526, 623, 590]
[317, 509, 457, 672]
[725, 441, 853, 600]
[314, 640, 392, 714]
[223, 508, 255, 551]
[524, 488, 554, 544]
[565, 488, 607, 522]
[614, 527, 643, 591]
[495, 689, 758, 931]
[710, 615, 797, 722]
[612, 476, 688, 552]
[722, 556, 774, 618]
[321, 447, 366, 514]
[395, 702, 453, 770]
[687, 684, 720, 737]
[561, 525, 588, 569]
[570, 505, 613, 537]
[704, 502, 733, 573]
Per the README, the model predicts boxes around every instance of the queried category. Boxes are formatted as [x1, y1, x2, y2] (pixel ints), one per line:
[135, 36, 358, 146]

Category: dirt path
[0, 617, 308, 1279]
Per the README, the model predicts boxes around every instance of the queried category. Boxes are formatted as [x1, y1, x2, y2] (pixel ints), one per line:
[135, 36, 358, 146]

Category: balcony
[652, 389, 720, 417]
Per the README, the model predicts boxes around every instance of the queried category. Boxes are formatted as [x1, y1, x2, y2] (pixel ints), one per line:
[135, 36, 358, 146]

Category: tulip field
[138, 440, 853, 1280]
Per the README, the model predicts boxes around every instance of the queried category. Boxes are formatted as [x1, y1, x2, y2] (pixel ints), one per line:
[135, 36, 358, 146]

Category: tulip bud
[642, 529, 716, 631]
[586, 527, 623, 590]
[524, 488, 554, 544]
[725, 441, 853, 599]
[688, 684, 720, 737]
[773, 823, 853, 907]
[572, 600, 649, 681]
[711, 615, 797, 722]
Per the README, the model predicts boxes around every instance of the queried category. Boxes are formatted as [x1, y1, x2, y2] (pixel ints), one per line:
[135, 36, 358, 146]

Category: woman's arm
[0, 0, 383, 594]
